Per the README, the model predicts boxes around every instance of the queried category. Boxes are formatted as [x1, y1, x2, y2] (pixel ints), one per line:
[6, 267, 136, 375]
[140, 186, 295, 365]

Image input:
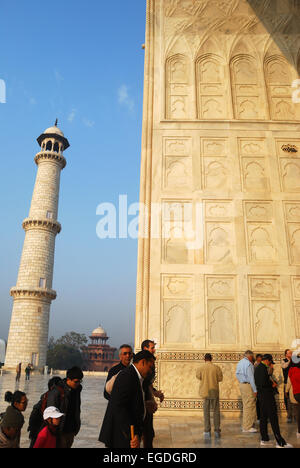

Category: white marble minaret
[4, 122, 69, 371]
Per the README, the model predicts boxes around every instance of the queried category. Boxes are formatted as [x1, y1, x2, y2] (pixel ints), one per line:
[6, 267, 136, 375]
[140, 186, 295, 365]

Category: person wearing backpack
[28, 376, 64, 448]
[46, 367, 83, 448]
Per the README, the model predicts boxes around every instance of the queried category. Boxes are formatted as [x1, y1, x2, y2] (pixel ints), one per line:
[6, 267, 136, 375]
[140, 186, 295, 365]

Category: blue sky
[0, 0, 146, 348]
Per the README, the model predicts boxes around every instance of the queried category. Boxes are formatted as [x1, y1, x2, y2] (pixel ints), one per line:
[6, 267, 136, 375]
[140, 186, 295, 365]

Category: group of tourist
[199, 348, 300, 448]
[0, 344, 299, 448]
[0, 367, 83, 448]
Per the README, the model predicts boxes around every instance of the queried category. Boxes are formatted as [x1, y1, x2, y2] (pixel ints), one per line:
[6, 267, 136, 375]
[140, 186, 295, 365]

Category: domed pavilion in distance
[83, 325, 118, 372]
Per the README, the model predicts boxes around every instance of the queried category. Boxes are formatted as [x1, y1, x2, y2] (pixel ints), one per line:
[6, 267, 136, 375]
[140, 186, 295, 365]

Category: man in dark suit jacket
[104, 344, 133, 400]
[254, 354, 292, 448]
[141, 340, 164, 448]
[99, 350, 155, 448]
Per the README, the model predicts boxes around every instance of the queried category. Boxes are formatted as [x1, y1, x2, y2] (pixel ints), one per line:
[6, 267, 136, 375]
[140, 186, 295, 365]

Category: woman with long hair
[2, 390, 28, 447]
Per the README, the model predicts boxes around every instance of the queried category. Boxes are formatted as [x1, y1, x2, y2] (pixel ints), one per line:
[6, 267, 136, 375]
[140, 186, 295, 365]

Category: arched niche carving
[165, 54, 191, 120]
[264, 55, 298, 121]
[196, 54, 227, 119]
[230, 54, 265, 120]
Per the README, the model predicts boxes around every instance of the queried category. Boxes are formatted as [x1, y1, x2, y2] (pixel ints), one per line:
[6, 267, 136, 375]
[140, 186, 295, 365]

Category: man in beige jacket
[196, 353, 223, 439]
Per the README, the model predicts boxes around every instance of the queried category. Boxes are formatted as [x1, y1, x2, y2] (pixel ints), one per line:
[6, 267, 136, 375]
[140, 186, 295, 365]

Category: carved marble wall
[136, 0, 300, 414]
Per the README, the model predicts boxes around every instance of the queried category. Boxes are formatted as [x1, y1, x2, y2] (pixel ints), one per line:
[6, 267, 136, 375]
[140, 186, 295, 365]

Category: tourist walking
[287, 359, 300, 438]
[104, 344, 133, 400]
[196, 353, 223, 439]
[33, 406, 64, 448]
[28, 376, 64, 448]
[141, 340, 164, 448]
[236, 350, 257, 433]
[281, 349, 293, 422]
[99, 350, 155, 448]
[255, 354, 292, 448]
[46, 366, 83, 448]
[15, 362, 21, 382]
[2, 390, 28, 447]
[25, 363, 32, 381]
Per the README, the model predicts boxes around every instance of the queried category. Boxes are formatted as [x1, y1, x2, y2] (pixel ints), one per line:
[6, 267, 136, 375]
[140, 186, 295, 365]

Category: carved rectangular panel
[248, 276, 282, 347]
[276, 139, 300, 192]
[239, 138, 267, 156]
[197, 57, 228, 119]
[244, 201, 277, 264]
[283, 202, 300, 265]
[238, 138, 269, 191]
[163, 300, 192, 344]
[204, 200, 234, 264]
[166, 55, 192, 120]
[200, 138, 230, 190]
[164, 137, 192, 156]
[161, 200, 194, 264]
[162, 274, 194, 298]
[205, 222, 234, 264]
[291, 277, 300, 337]
[161, 274, 193, 346]
[163, 137, 192, 190]
[205, 275, 237, 346]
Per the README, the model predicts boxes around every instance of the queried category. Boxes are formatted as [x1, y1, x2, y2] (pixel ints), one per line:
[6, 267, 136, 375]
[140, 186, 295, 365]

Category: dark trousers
[142, 412, 155, 448]
[284, 385, 293, 419]
[294, 394, 300, 433]
[256, 399, 260, 420]
[258, 392, 283, 443]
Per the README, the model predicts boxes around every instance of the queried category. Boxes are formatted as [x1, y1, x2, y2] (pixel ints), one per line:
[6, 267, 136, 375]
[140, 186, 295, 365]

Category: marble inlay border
[160, 399, 285, 411]
[157, 352, 284, 362]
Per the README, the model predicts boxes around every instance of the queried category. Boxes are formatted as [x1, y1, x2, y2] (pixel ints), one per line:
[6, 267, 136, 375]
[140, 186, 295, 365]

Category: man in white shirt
[236, 350, 258, 433]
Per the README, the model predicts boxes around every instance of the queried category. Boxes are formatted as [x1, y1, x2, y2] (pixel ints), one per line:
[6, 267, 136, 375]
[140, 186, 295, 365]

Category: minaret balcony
[22, 218, 61, 234]
[10, 286, 57, 301]
[34, 151, 66, 169]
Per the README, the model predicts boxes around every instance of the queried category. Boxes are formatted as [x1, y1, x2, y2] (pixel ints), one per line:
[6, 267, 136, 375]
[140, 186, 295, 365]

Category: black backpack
[27, 393, 47, 438]
[27, 386, 65, 439]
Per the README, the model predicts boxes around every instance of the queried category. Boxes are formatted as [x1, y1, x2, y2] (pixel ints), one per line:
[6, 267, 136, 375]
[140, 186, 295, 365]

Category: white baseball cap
[43, 406, 65, 420]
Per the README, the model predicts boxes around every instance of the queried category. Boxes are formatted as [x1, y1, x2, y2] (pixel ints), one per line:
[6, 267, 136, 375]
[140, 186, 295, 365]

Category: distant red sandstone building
[83, 326, 118, 372]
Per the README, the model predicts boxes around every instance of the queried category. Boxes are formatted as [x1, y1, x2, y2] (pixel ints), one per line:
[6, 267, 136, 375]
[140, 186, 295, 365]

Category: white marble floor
[0, 373, 298, 449]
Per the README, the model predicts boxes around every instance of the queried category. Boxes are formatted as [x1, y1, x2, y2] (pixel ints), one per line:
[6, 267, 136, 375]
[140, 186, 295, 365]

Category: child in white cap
[33, 407, 64, 448]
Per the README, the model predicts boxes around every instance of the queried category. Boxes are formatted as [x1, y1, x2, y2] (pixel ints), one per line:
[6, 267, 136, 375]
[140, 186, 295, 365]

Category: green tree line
[46, 332, 88, 370]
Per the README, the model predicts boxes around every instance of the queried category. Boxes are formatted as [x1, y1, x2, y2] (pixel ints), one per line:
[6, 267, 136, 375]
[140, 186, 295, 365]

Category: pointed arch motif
[166, 54, 191, 120]
[230, 54, 265, 120]
[264, 55, 298, 121]
[196, 53, 227, 119]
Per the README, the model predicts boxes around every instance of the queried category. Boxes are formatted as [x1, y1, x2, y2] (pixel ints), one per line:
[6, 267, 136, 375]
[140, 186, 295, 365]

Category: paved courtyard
[0, 373, 299, 449]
